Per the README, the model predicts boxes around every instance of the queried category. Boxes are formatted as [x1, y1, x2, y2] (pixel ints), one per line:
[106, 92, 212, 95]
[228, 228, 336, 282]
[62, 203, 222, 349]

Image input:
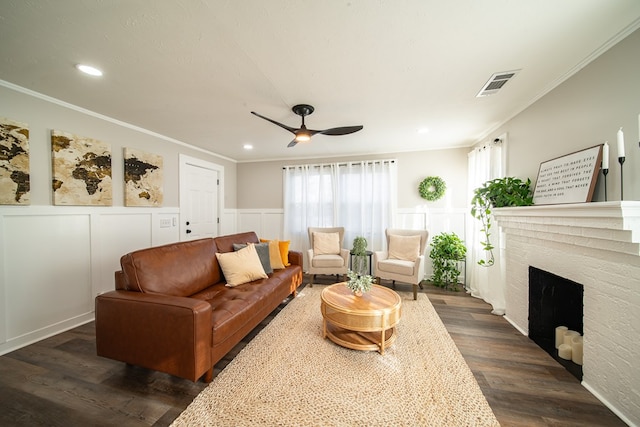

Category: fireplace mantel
[493, 201, 640, 258]
[491, 200, 640, 425]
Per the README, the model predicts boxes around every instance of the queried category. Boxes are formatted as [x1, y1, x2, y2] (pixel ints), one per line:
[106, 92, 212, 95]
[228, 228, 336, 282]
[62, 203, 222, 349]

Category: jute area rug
[172, 286, 499, 427]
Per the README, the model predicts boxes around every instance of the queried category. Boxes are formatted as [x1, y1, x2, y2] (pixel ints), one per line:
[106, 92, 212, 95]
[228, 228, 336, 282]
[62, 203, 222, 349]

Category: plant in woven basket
[470, 177, 533, 267]
[351, 236, 368, 276]
[429, 232, 467, 290]
[345, 270, 374, 296]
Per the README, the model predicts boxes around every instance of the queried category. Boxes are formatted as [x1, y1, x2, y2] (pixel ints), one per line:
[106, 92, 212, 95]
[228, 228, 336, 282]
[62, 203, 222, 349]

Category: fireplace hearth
[528, 266, 583, 380]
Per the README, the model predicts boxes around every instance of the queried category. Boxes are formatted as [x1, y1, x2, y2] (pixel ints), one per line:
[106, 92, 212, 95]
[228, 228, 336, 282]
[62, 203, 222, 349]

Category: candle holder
[602, 168, 608, 201]
[618, 156, 625, 200]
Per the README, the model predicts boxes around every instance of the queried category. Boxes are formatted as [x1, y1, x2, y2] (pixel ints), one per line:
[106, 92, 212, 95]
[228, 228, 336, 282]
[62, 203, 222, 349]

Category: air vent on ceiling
[476, 70, 520, 97]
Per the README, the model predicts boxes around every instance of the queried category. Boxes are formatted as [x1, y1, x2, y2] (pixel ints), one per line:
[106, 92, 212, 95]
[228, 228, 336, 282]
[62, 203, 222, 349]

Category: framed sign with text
[532, 144, 602, 205]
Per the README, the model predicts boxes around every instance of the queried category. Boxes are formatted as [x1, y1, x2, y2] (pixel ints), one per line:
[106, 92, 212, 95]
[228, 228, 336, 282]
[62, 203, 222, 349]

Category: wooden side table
[320, 283, 401, 355]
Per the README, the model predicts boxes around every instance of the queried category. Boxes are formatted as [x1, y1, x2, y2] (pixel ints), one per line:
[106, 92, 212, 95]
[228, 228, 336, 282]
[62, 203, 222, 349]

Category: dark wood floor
[0, 277, 625, 427]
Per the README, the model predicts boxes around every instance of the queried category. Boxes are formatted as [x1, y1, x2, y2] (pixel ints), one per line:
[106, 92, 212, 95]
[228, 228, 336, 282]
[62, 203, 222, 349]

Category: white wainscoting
[396, 208, 467, 280]
[0, 206, 180, 356]
[236, 209, 285, 240]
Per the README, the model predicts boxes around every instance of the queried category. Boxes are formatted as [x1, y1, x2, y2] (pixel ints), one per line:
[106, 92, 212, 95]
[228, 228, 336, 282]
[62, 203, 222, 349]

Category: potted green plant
[345, 269, 374, 296]
[429, 232, 467, 290]
[470, 177, 533, 266]
[351, 236, 369, 276]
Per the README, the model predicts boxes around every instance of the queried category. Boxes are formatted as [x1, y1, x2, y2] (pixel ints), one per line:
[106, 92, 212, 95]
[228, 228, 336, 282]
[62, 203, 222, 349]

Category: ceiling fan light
[295, 133, 311, 142]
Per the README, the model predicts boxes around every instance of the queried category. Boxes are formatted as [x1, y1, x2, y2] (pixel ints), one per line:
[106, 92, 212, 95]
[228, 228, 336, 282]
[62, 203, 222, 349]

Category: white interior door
[179, 155, 224, 241]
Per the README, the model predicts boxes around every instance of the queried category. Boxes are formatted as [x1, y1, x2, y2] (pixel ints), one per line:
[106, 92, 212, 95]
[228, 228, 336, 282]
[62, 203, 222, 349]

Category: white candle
[602, 142, 609, 169]
[555, 326, 568, 349]
[564, 330, 580, 346]
[571, 335, 584, 365]
[558, 343, 572, 360]
[617, 127, 625, 158]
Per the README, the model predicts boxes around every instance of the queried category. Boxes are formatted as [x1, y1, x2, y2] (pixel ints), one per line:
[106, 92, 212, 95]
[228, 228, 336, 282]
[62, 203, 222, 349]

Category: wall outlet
[159, 218, 172, 228]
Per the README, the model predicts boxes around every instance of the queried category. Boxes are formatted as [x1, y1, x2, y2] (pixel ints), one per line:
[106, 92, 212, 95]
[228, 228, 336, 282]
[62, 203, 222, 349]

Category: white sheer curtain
[337, 161, 396, 251]
[467, 139, 506, 315]
[283, 160, 396, 268]
[283, 163, 337, 256]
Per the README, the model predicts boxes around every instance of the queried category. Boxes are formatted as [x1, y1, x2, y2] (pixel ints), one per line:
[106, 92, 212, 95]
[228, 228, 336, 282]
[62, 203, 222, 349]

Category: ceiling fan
[251, 104, 363, 148]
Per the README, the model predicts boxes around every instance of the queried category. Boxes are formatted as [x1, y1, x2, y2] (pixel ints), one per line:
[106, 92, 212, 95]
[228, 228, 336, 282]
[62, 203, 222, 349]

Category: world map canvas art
[51, 130, 112, 206]
[124, 147, 163, 206]
[0, 117, 30, 205]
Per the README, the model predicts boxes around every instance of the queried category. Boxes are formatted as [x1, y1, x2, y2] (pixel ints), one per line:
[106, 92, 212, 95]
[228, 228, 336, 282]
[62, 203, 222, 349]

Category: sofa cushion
[233, 242, 273, 274]
[378, 258, 415, 275]
[216, 244, 268, 287]
[311, 254, 345, 268]
[120, 238, 221, 296]
[214, 231, 259, 253]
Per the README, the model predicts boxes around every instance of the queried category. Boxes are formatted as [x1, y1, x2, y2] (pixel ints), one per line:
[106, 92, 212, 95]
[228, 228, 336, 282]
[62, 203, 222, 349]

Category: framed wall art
[0, 117, 30, 205]
[124, 147, 163, 206]
[532, 144, 602, 205]
[51, 130, 112, 206]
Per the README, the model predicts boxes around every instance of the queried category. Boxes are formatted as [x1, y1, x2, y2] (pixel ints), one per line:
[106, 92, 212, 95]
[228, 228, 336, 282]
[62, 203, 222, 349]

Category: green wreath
[419, 176, 446, 201]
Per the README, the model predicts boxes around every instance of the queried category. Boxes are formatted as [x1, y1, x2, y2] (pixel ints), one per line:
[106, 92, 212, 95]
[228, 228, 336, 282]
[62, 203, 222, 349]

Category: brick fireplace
[493, 201, 640, 426]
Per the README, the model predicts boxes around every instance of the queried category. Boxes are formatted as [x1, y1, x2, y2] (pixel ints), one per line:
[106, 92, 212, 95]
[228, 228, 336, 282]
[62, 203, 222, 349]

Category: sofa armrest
[95, 290, 212, 382]
[288, 250, 303, 267]
[373, 250, 388, 262]
[415, 254, 426, 279]
[340, 248, 349, 265]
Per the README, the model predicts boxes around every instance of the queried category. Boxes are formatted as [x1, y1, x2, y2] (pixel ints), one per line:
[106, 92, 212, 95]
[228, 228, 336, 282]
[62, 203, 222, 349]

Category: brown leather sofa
[95, 231, 303, 382]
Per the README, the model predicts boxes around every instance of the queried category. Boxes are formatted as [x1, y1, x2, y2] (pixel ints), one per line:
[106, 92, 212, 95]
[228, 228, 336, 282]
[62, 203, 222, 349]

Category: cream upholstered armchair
[307, 227, 349, 287]
[373, 228, 429, 300]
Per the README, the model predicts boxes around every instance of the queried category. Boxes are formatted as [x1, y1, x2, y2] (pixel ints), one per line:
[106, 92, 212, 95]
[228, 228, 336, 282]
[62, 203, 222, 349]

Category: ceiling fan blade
[251, 111, 297, 134]
[287, 139, 298, 148]
[315, 125, 364, 136]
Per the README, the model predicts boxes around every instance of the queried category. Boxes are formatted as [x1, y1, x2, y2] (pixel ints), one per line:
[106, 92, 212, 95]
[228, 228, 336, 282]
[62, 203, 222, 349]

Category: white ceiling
[2, 1, 640, 163]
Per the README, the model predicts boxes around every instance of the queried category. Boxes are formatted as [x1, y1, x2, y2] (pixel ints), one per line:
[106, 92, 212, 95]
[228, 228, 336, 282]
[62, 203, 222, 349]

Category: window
[283, 160, 397, 255]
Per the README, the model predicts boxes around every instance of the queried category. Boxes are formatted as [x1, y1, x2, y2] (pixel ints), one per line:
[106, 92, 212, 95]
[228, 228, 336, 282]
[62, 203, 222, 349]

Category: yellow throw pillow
[260, 238, 290, 268]
[216, 243, 267, 287]
[388, 234, 421, 262]
[313, 232, 340, 255]
[278, 240, 291, 266]
[265, 240, 286, 269]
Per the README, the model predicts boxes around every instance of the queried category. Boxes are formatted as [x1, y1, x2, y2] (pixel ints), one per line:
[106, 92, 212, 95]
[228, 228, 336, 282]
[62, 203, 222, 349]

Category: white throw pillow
[313, 232, 340, 255]
[388, 234, 421, 262]
[216, 243, 268, 287]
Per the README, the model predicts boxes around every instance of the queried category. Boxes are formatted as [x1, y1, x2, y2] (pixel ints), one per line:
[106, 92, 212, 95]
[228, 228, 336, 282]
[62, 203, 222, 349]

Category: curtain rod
[282, 159, 396, 170]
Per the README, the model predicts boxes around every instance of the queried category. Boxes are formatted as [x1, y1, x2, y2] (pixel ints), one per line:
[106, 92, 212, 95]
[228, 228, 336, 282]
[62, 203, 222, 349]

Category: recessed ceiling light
[418, 128, 430, 134]
[243, 144, 253, 150]
[76, 64, 103, 77]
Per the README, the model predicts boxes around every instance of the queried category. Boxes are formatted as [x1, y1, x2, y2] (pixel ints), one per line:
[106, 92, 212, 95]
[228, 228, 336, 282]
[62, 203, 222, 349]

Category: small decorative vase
[354, 289, 363, 297]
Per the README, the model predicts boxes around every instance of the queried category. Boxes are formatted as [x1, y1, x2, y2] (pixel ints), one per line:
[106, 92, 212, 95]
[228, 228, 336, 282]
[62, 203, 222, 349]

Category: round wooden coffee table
[320, 283, 402, 355]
